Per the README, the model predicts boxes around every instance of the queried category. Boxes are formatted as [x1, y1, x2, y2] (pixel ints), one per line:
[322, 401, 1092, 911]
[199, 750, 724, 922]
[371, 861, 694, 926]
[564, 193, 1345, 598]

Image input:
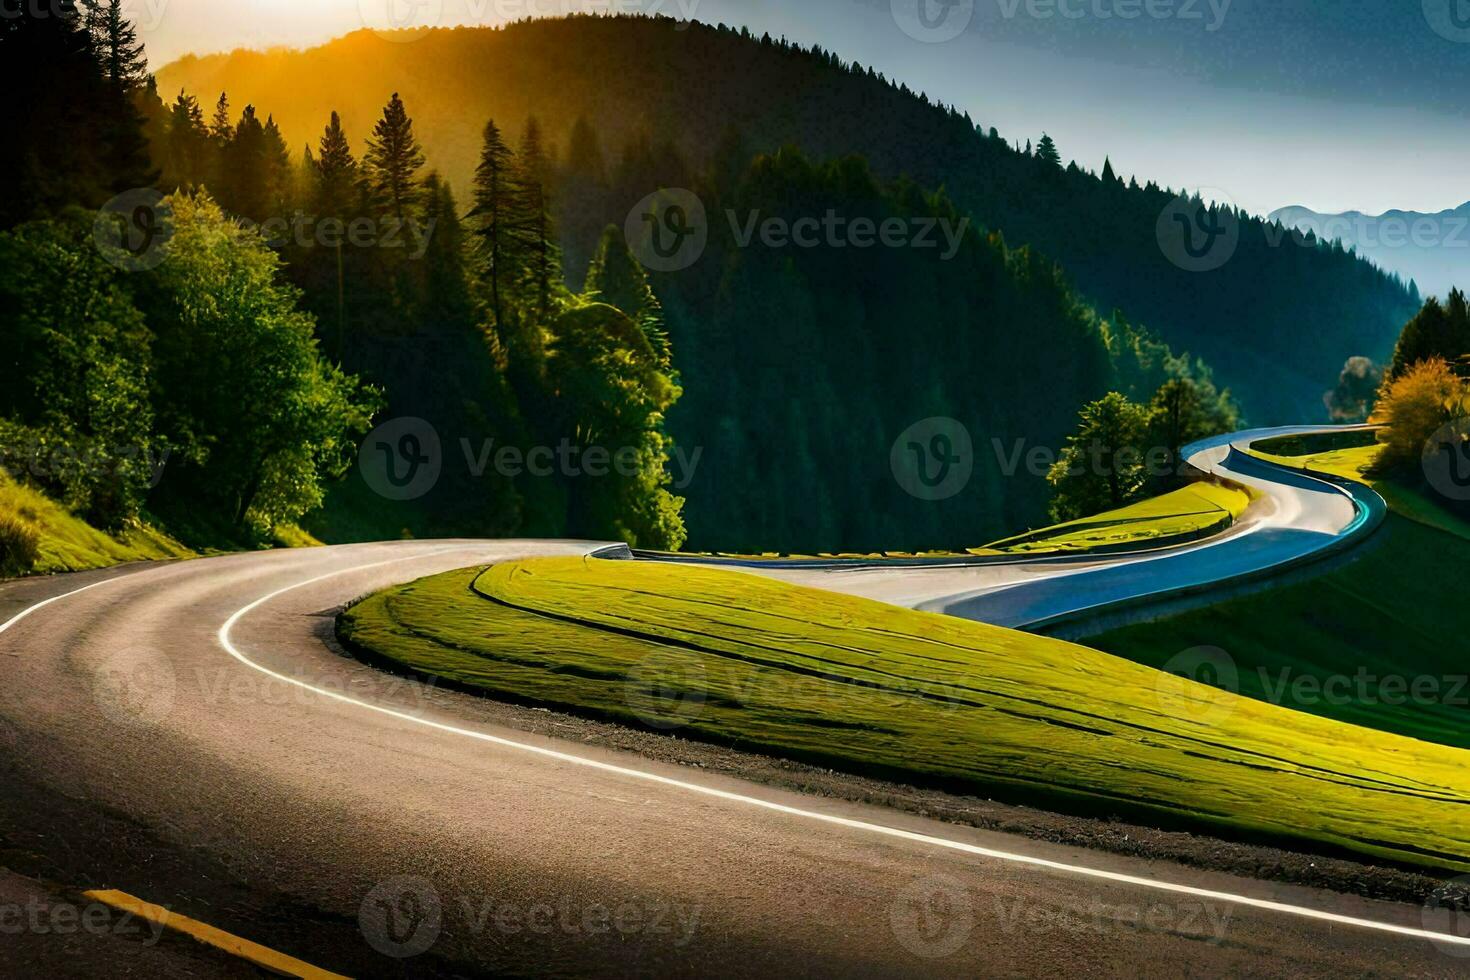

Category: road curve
[1, 537, 1466, 976]
[728, 425, 1385, 629]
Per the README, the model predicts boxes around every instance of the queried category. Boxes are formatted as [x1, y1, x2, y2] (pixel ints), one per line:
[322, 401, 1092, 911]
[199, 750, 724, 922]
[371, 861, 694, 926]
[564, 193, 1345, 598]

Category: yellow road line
[83, 889, 350, 979]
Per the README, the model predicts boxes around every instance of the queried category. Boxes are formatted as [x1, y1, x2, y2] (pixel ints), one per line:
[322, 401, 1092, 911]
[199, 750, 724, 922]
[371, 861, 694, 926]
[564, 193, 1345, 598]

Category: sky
[131, 0, 1470, 217]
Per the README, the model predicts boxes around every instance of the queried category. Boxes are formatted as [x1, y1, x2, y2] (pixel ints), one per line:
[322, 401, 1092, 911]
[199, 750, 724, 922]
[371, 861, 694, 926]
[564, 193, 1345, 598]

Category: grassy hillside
[0, 472, 193, 576]
[340, 555, 1470, 871]
[1086, 440, 1470, 749]
[156, 16, 1420, 423]
[984, 481, 1250, 554]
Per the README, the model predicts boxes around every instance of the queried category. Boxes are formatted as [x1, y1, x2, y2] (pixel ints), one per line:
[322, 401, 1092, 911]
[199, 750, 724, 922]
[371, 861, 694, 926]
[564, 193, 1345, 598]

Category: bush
[1370, 358, 1468, 472]
[0, 512, 40, 577]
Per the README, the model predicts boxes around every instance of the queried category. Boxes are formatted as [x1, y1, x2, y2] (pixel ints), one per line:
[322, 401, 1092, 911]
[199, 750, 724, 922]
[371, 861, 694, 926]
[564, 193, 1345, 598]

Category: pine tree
[262, 114, 293, 215]
[584, 225, 671, 368]
[209, 92, 232, 142]
[468, 118, 516, 330]
[314, 111, 360, 358]
[88, 0, 148, 90]
[1101, 156, 1118, 185]
[362, 92, 426, 222]
[231, 106, 268, 217]
[511, 117, 560, 321]
[1035, 133, 1061, 170]
[2, 4, 134, 219]
[419, 173, 474, 331]
[314, 111, 359, 215]
[78, 0, 155, 192]
[1390, 289, 1470, 379]
[164, 91, 208, 189]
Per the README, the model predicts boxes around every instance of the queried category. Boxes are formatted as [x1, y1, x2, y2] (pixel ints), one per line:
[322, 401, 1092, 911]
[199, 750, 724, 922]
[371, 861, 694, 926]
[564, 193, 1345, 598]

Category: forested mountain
[607, 149, 1226, 551]
[157, 15, 1420, 423]
[2, 9, 1390, 556]
[1270, 202, 1470, 303]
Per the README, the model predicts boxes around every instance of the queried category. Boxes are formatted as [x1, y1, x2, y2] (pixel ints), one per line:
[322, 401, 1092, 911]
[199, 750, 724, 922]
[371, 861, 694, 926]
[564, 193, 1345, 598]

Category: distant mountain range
[1269, 202, 1470, 301]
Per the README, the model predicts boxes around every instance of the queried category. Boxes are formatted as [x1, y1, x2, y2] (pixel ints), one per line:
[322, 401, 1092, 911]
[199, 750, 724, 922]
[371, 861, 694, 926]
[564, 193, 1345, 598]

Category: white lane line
[0, 575, 127, 636]
[210, 551, 1470, 950]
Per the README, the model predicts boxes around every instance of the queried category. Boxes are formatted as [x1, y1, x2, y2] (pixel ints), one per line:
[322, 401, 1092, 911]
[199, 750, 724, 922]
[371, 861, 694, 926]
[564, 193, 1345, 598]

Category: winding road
[725, 425, 1385, 630]
[1, 427, 1465, 977]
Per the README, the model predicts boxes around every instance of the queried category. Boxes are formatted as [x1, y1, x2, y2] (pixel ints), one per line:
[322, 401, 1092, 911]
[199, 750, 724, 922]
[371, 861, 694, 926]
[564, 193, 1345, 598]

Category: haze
[135, 0, 1469, 217]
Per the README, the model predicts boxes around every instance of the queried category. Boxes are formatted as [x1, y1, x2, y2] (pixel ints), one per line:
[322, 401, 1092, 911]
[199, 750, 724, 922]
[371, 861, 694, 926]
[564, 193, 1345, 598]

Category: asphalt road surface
[2, 537, 1467, 977]
[743, 426, 1383, 629]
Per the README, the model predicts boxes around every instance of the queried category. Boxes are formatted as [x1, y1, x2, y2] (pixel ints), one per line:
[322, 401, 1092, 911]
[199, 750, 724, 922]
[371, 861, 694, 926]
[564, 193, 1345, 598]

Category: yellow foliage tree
[1369, 357, 1469, 471]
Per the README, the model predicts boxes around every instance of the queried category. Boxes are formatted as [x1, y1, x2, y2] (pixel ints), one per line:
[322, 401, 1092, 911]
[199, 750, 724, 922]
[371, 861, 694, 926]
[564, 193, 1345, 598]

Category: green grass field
[1087, 437, 1470, 750]
[341, 555, 1470, 871]
[983, 481, 1251, 554]
[676, 480, 1252, 561]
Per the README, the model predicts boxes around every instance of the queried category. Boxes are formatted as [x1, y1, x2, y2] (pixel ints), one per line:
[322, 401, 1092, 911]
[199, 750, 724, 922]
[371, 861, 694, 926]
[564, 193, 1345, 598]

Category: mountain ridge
[1269, 202, 1470, 301]
[156, 15, 1421, 423]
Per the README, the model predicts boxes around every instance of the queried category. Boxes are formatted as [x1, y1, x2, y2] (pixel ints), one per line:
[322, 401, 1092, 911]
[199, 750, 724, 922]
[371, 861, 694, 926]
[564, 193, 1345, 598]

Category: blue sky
[141, 0, 1470, 217]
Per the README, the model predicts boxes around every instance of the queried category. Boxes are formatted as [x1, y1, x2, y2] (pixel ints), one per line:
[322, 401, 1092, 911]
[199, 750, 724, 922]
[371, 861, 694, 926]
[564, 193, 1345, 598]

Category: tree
[219, 104, 270, 220]
[164, 90, 209, 190]
[584, 225, 671, 368]
[262, 114, 294, 216]
[362, 92, 425, 222]
[1389, 290, 1470, 380]
[86, 0, 156, 192]
[511, 117, 561, 321]
[1146, 376, 1237, 480]
[1046, 392, 1150, 520]
[0, 0, 155, 222]
[417, 173, 474, 330]
[0, 213, 156, 527]
[313, 111, 360, 356]
[467, 118, 516, 330]
[1035, 133, 1061, 170]
[545, 303, 685, 549]
[209, 92, 233, 142]
[138, 193, 376, 532]
[1324, 356, 1383, 423]
[86, 0, 148, 90]
[1370, 358, 1466, 473]
[314, 111, 358, 215]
